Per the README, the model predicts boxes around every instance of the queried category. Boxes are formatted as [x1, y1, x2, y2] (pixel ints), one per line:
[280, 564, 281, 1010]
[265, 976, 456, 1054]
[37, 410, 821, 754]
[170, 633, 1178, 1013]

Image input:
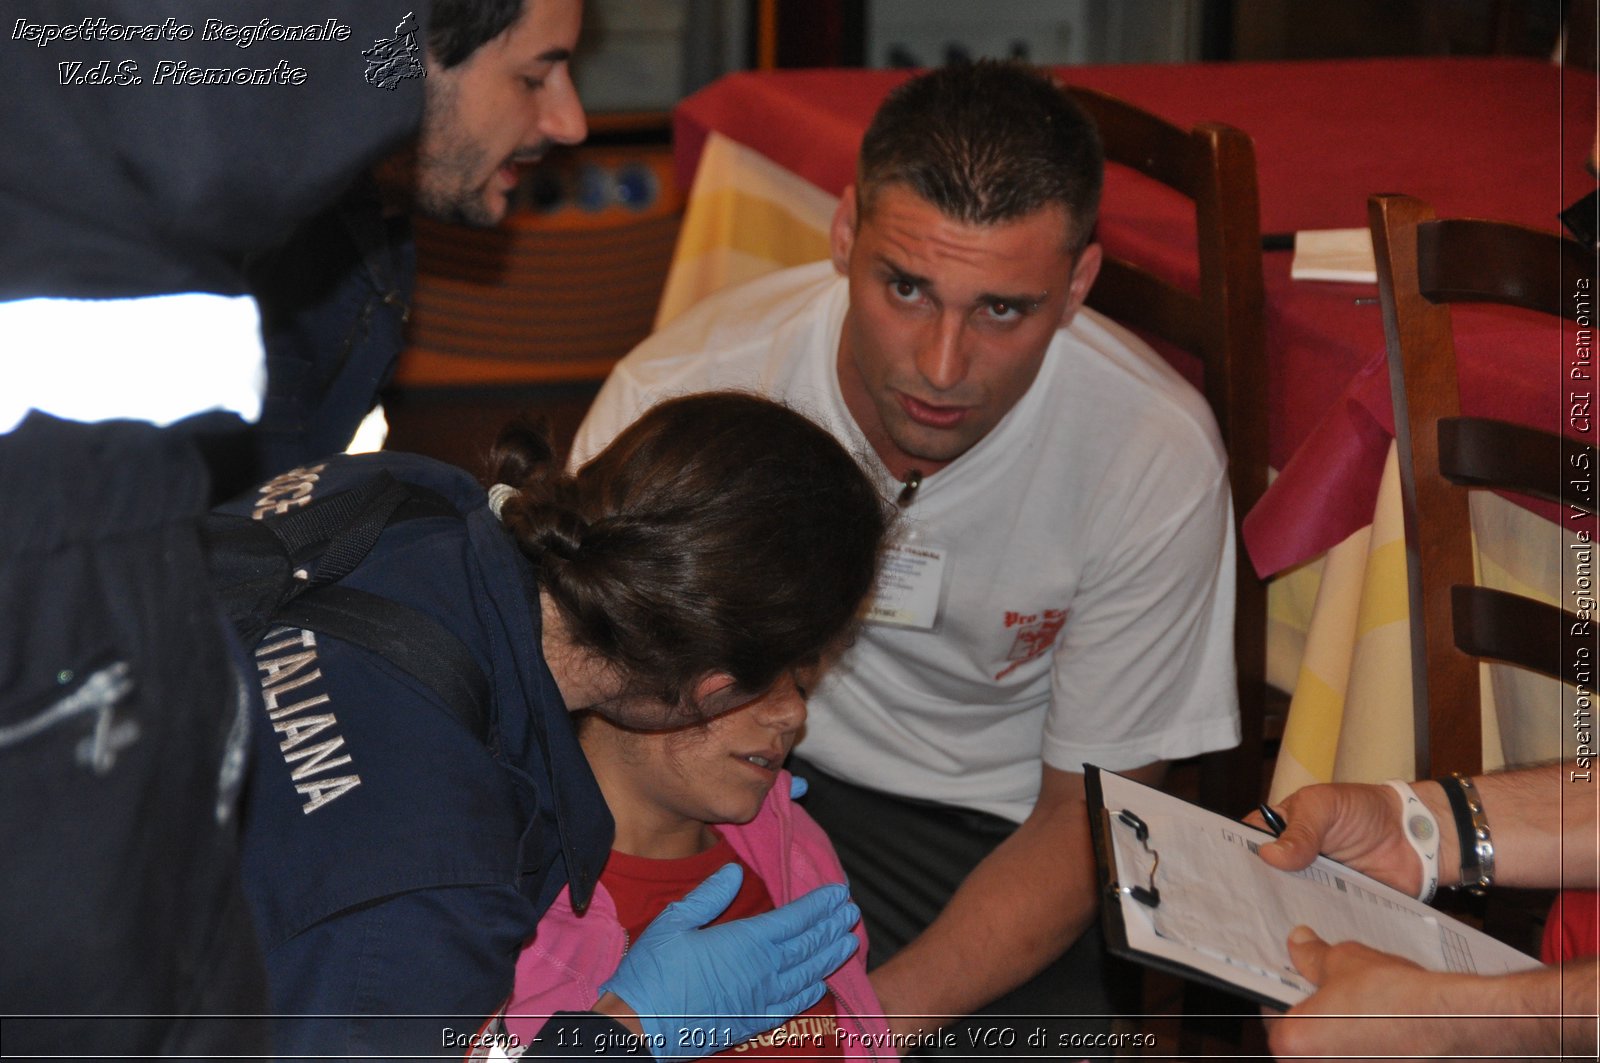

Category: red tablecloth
[674, 58, 1596, 575]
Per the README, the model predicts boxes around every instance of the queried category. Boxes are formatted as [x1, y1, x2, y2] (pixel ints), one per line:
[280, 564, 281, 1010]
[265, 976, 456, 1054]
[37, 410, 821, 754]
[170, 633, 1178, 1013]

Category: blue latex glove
[788, 775, 808, 800]
[600, 863, 860, 1060]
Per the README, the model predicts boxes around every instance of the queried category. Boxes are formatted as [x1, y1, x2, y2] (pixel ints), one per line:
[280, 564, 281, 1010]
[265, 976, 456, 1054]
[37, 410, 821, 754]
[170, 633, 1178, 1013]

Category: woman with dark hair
[494, 392, 885, 727]
[228, 392, 891, 1061]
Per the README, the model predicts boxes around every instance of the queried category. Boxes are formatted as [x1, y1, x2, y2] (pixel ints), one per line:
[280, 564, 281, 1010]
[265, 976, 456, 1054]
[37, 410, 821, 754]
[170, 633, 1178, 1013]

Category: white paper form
[1096, 768, 1543, 1007]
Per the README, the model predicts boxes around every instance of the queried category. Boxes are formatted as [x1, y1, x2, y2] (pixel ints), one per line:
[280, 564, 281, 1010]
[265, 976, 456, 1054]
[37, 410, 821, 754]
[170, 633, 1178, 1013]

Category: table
[660, 58, 1598, 795]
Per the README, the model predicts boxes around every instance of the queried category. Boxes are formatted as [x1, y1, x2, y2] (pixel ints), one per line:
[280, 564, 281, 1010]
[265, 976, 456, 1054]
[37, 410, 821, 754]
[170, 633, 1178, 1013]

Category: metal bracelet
[1439, 772, 1495, 893]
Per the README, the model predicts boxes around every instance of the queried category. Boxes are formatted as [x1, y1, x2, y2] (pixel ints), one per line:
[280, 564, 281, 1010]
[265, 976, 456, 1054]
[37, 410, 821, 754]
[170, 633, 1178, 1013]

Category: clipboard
[1085, 765, 1542, 1010]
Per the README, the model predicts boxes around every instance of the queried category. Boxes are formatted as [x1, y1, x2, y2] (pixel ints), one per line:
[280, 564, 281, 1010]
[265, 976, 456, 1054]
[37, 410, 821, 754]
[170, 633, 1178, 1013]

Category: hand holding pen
[1242, 784, 1432, 900]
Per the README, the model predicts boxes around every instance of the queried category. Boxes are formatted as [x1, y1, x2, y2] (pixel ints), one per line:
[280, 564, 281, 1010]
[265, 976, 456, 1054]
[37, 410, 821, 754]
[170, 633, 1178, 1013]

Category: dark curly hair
[489, 392, 891, 722]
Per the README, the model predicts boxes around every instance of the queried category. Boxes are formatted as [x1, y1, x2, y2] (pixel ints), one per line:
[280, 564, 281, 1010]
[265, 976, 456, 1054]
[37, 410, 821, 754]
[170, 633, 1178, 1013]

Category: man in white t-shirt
[573, 61, 1239, 1050]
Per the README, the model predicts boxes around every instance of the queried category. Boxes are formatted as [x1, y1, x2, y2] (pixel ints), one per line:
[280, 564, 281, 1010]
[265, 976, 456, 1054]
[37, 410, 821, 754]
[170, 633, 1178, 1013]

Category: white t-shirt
[573, 262, 1240, 823]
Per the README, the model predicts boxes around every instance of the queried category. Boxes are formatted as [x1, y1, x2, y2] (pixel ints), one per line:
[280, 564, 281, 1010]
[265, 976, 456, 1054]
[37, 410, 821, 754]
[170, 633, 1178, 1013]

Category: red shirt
[603, 834, 845, 1059]
[1541, 889, 1600, 964]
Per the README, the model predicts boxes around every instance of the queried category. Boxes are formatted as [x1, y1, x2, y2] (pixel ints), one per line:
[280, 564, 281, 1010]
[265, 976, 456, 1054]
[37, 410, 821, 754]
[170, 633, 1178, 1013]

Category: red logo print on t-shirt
[994, 609, 1067, 680]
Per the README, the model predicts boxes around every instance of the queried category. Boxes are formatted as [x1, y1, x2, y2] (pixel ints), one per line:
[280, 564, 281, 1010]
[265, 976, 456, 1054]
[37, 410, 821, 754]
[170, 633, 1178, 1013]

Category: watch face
[1407, 813, 1436, 842]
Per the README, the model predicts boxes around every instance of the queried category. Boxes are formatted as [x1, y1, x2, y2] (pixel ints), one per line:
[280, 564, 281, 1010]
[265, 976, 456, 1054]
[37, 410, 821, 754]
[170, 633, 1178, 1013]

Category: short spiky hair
[857, 60, 1104, 251]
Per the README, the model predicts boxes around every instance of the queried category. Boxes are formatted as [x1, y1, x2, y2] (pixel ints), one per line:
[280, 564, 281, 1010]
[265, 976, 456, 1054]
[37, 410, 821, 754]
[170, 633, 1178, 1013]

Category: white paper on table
[1290, 227, 1379, 283]
[1095, 768, 1542, 1007]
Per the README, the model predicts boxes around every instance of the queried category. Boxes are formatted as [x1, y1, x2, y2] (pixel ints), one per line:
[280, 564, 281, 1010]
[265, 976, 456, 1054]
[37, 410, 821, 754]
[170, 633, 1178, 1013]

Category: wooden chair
[1068, 86, 1271, 818]
[1368, 193, 1596, 780]
[1067, 86, 1272, 1055]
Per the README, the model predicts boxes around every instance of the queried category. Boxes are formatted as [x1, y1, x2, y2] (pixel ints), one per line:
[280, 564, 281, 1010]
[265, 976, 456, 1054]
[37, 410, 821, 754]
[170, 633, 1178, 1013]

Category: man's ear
[1058, 242, 1103, 328]
[830, 185, 859, 276]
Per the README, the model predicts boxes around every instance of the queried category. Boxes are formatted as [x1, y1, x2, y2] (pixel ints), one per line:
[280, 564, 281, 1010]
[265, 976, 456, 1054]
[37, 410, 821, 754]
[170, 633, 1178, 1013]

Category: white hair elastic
[486, 483, 518, 520]
[1385, 779, 1440, 904]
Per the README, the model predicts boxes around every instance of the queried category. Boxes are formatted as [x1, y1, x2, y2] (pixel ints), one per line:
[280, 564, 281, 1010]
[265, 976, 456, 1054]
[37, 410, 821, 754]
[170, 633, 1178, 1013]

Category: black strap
[266, 473, 391, 555]
[264, 474, 458, 588]
[275, 585, 491, 744]
[1438, 773, 1486, 893]
[271, 474, 406, 585]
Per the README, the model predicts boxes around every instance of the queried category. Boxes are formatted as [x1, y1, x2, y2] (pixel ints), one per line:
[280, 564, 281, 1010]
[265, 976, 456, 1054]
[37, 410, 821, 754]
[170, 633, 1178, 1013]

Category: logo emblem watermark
[363, 11, 424, 90]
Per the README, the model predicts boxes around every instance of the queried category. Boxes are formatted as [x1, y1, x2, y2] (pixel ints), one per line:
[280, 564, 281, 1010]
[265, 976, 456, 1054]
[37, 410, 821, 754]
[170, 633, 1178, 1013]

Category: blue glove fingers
[788, 774, 809, 800]
[767, 980, 830, 1025]
[777, 897, 858, 964]
[597, 864, 743, 1017]
[716, 984, 831, 1050]
[733, 933, 855, 1045]
[599, 876, 856, 1061]
[721, 978, 831, 1049]
[649, 862, 743, 933]
[732, 883, 850, 946]
[773, 915, 860, 993]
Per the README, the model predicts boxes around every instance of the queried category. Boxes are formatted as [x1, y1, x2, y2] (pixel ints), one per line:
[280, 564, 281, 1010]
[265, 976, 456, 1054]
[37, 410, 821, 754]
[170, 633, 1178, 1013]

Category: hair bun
[515, 500, 589, 563]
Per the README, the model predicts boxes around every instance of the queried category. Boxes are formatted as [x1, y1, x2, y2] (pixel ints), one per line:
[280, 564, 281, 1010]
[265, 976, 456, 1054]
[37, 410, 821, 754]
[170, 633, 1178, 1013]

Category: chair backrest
[1368, 193, 1596, 779]
[398, 144, 683, 389]
[1068, 85, 1269, 815]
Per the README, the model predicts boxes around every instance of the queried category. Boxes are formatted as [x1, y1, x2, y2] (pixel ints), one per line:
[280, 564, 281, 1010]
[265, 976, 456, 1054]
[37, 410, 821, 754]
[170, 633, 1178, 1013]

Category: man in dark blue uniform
[0, 3, 429, 1057]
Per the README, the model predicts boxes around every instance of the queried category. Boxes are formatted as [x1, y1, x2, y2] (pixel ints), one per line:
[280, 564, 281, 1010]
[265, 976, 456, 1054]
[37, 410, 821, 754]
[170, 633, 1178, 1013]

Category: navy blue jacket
[247, 184, 416, 480]
[223, 452, 626, 1059]
[0, 1, 426, 301]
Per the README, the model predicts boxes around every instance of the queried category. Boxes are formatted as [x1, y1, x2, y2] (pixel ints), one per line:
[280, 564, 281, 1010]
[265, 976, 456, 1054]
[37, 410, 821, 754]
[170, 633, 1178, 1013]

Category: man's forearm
[1420, 961, 1597, 1061]
[1460, 958, 1599, 1061]
[1271, 946, 1598, 1062]
[1558, 955, 1600, 1058]
[1262, 761, 1599, 893]
[868, 795, 1096, 1036]
[869, 763, 1166, 1037]
[1412, 763, 1597, 890]
[1475, 762, 1597, 889]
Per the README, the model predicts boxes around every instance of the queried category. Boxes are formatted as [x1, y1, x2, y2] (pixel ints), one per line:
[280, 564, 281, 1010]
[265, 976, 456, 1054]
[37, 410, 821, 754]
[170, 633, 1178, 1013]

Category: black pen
[1257, 802, 1287, 838]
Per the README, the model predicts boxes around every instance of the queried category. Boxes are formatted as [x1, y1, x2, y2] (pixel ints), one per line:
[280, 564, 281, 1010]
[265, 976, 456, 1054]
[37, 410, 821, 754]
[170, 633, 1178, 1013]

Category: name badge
[866, 539, 948, 631]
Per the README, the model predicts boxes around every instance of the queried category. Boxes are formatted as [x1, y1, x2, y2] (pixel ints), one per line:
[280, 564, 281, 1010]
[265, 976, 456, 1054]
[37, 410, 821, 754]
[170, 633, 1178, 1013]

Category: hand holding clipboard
[1086, 766, 1540, 1009]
